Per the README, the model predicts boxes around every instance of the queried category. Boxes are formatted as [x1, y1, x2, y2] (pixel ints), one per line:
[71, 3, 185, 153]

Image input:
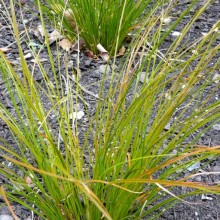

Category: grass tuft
[0, 0, 220, 219]
[34, 0, 169, 54]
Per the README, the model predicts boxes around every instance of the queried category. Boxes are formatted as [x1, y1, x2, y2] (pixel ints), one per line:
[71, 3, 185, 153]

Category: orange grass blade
[0, 186, 19, 220]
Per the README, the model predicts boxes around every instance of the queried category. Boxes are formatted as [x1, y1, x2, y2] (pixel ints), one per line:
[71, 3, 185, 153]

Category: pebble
[97, 60, 107, 65]
[92, 70, 101, 79]
[99, 64, 111, 74]
[0, 215, 14, 220]
[201, 194, 213, 201]
[212, 165, 220, 172]
[68, 60, 74, 69]
[187, 162, 200, 171]
[84, 155, 90, 164]
[162, 17, 172, 25]
[139, 72, 149, 83]
[34, 72, 43, 81]
[19, 0, 26, 5]
[69, 111, 84, 120]
[111, 64, 118, 70]
[213, 124, 220, 131]
[84, 59, 92, 67]
[171, 31, 182, 37]
[194, 175, 202, 182]
[164, 122, 171, 131]
[172, 150, 178, 155]
[71, 54, 78, 58]
[213, 72, 220, 84]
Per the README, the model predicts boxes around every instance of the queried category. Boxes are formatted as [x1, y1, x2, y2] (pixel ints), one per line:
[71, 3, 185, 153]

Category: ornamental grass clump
[34, 0, 167, 54]
[0, 0, 220, 219]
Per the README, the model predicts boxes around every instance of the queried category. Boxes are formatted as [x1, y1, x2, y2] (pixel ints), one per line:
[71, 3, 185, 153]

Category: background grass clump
[35, 0, 169, 54]
[0, 0, 220, 219]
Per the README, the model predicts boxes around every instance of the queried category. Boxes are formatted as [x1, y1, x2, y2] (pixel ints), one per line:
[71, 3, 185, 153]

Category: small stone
[192, 50, 198, 55]
[187, 162, 200, 171]
[84, 156, 90, 164]
[165, 92, 172, 100]
[72, 54, 78, 58]
[201, 32, 208, 36]
[201, 194, 213, 201]
[99, 64, 111, 74]
[84, 59, 91, 67]
[212, 166, 220, 172]
[92, 70, 101, 78]
[17, 170, 24, 178]
[161, 17, 172, 25]
[171, 31, 182, 37]
[111, 64, 118, 70]
[68, 60, 74, 69]
[97, 60, 107, 65]
[213, 72, 220, 84]
[172, 150, 177, 154]
[19, 0, 26, 5]
[194, 175, 202, 182]
[0, 119, 6, 126]
[139, 72, 149, 83]
[164, 122, 171, 131]
[70, 111, 84, 121]
[23, 20, 29, 24]
[14, 94, 20, 104]
[34, 72, 43, 81]
[23, 53, 33, 60]
[0, 215, 14, 220]
[213, 124, 220, 131]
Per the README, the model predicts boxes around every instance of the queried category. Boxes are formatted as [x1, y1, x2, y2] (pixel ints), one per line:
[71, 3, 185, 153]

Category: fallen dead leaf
[97, 43, 107, 53]
[97, 43, 109, 61]
[71, 38, 86, 52]
[117, 45, 126, 57]
[100, 52, 109, 61]
[48, 30, 63, 45]
[0, 47, 11, 53]
[58, 38, 72, 52]
[37, 25, 44, 37]
[84, 50, 94, 58]
[33, 25, 45, 43]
